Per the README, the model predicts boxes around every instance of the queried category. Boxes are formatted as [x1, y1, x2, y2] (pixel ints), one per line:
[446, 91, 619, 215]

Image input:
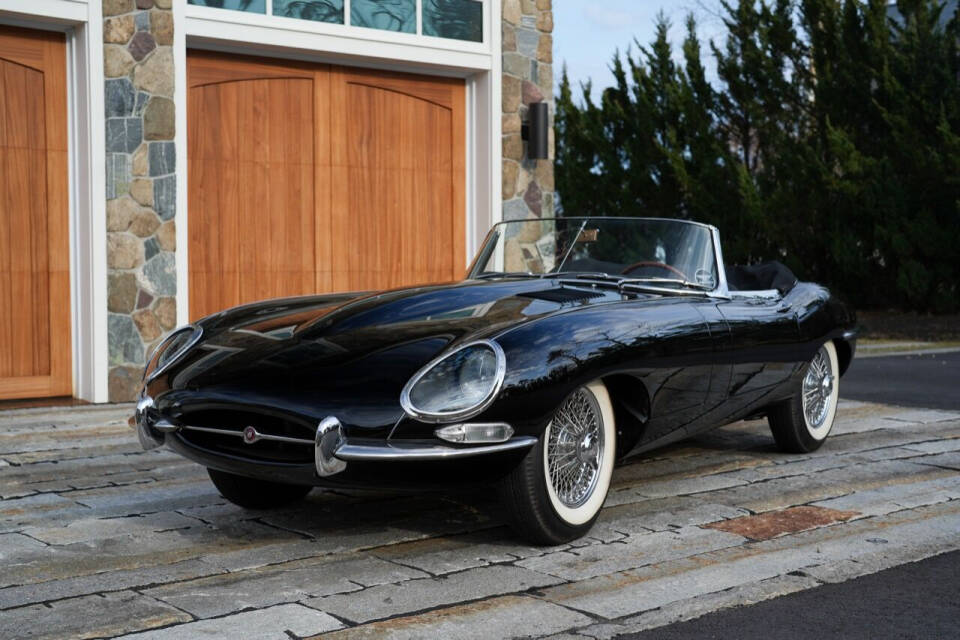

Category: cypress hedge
[555, 0, 960, 312]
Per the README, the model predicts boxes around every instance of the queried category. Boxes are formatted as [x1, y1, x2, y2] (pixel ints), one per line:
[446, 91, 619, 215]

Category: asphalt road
[840, 350, 960, 411]
[620, 550, 960, 640]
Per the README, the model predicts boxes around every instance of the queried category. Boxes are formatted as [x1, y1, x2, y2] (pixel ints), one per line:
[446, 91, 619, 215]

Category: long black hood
[150, 278, 622, 430]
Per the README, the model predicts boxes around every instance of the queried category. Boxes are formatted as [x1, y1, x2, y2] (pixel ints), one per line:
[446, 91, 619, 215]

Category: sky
[553, 1, 727, 99]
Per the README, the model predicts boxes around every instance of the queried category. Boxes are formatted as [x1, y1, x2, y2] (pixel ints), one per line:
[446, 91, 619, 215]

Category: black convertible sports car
[134, 217, 857, 544]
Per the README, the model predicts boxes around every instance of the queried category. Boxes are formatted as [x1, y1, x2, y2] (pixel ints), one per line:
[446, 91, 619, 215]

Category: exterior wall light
[522, 101, 549, 160]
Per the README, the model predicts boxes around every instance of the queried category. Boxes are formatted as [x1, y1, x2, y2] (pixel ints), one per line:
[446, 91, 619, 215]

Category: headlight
[400, 340, 506, 423]
[144, 325, 202, 382]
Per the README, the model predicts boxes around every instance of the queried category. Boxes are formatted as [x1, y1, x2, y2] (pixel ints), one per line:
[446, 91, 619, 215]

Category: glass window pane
[273, 0, 344, 23]
[351, 0, 416, 33]
[188, 0, 266, 13]
[423, 0, 483, 42]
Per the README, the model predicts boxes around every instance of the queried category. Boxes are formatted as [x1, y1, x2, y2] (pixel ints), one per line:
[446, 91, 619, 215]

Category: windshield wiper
[541, 272, 614, 280]
[476, 272, 713, 295]
[553, 273, 713, 296]
[623, 277, 712, 291]
[477, 271, 615, 281]
[474, 272, 540, 280]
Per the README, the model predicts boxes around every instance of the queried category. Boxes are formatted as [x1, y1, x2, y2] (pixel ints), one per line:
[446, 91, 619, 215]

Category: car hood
[152, 278, 623, 430]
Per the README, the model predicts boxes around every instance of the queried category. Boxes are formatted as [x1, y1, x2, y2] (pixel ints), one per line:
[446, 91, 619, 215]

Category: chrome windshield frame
[468, 217, 730, 299]
[710, 225, 730, 299]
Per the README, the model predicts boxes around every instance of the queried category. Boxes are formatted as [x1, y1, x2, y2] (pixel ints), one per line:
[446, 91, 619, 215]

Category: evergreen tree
[553, 0, 960, 312]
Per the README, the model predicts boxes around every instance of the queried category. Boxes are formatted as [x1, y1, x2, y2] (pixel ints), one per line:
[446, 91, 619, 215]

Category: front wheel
[768, 341, 840, 453]
[499, 380, 616, 545]
[207, 468, 313, 509]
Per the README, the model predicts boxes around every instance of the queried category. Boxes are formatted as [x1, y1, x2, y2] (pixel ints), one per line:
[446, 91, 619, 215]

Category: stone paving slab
[23, 511, 198, 545]
[516, 527, 745, 581]
[0, 531, 47, 561]
[121, 603, 344, 639]
[915, 450, 960, 471]
[310, 595, 593, 640]
[304, 564, 564, 624]
[905, 438, 960, 454]
[367, 529, 550, 576]
[812, 475, 960, 517]
[0, 590, 190, 640]
[143, 555, 428, 618]
[0, 520, 297, 589]
[0, 558, 224, 609]
[1, 400, 959, 638]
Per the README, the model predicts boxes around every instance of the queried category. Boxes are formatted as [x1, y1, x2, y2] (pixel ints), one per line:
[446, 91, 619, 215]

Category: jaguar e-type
[134, 217, 857, 544]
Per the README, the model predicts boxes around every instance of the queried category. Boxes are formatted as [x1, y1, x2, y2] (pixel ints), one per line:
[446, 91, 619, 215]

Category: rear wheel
[768, 341, 840, 453]
[499, 380, 616, 545]
[207, 468, 312, 509]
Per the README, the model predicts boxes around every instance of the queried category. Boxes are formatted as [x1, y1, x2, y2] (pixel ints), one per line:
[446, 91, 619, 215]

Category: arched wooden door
[187, 51, 465, 320]
[0, 26, 70, 400]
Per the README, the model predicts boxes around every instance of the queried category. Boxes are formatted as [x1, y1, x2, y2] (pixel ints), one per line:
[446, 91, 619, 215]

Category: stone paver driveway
[2, 400, 960, 639]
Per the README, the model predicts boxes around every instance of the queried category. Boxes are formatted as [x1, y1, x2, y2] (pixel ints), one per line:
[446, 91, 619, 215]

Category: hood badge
[242, 426, 260, 444]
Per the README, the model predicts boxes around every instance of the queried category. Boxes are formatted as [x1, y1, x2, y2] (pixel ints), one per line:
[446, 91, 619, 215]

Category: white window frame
[0, 0, 109, 403]
[187, 0, 489, 54]
[174, 0, 501, 326]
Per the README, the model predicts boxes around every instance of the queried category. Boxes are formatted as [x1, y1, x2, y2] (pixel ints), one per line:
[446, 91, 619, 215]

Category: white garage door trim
[0, 0, 110, 403]
[173, 0, 501, 327]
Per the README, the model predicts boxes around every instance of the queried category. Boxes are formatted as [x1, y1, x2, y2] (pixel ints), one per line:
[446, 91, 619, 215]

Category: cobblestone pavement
[2, 400, 959, 639]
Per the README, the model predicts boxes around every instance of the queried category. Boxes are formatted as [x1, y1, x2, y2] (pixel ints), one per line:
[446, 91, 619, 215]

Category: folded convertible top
[725, 261, 798, 295]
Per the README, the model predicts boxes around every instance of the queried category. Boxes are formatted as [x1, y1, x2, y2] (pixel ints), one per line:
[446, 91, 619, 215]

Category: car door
[630, 299, 718, 448]
[714, 292, 801, 421]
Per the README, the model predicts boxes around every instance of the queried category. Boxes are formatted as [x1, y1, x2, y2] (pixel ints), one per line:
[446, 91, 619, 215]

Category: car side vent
[519, 288, 607, 303]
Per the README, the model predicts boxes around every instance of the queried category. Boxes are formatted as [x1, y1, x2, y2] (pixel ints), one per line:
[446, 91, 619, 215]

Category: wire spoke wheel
[500, 380, 615, 544]
[546, 388, 604, 508]
[802, 345, 835, 431]
[770, 340, 840, 452]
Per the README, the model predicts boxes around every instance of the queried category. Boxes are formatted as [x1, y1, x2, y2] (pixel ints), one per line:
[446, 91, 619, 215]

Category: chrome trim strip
[145, 325, 203, 383]
[180, 424, 314, 446]
[168, 418, 536, 464]
[335, 436, 537, 461]
[399, 339, 507, 424]
[152, 419, 180, 433]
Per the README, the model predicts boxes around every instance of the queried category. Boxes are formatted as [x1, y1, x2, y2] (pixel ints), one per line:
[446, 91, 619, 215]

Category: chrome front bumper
[134, 396, 535, 477]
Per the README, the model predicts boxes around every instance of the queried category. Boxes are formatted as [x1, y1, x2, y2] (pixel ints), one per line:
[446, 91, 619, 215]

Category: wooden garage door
[0, 26, 70, 400]
[187, 51, 465, 320]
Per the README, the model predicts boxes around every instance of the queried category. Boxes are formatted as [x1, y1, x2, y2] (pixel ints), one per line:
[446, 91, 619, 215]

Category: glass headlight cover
[144, 325, 202, 382]
[400, 340, 506, 423]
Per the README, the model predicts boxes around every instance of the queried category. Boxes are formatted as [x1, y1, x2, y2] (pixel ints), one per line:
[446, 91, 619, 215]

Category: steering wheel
[620, 261, 687, 279]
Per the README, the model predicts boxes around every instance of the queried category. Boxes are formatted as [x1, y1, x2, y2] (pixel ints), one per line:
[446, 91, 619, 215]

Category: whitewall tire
[769, 341, 840, 453]
[499, 380, 616, 544]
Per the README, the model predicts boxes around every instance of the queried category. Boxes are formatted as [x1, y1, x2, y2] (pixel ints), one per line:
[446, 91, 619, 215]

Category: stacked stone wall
[102, 0, 176, 401]
[98, 0, 552, 400]
[501, 0, 554, 220]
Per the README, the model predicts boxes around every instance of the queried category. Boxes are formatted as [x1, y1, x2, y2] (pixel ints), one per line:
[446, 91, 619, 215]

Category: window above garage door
[185, 0, 494, 69]
[189, 0, 483, 43]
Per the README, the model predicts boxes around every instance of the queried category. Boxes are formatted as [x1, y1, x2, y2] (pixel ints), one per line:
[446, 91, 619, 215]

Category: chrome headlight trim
[400, 339, 506, 424]
[144, 324, 203, 383]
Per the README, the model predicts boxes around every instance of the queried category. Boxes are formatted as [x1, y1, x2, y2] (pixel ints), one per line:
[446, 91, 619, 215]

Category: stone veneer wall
[102, 0, 177, 401]
[502, 0, 554, 220]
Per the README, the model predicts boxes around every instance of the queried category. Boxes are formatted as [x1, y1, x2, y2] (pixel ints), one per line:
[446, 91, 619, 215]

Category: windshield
[468, 217, 719, 289]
